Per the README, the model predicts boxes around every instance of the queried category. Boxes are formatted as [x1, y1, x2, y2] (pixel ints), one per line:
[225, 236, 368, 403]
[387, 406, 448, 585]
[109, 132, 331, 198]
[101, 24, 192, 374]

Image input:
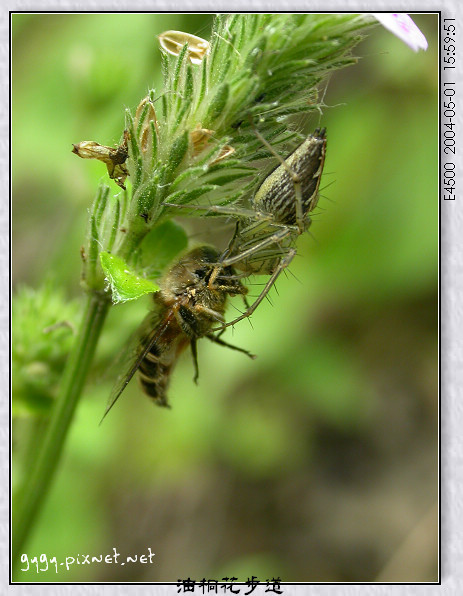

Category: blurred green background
[12, 14, 438, 582]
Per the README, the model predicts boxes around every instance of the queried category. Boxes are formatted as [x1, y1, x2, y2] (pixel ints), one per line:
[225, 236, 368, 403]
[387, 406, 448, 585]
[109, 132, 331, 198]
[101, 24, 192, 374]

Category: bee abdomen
[138, 346, 171, 407]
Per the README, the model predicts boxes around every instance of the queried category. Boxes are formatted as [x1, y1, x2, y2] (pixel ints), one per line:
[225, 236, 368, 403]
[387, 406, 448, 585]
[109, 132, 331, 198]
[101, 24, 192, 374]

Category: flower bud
[134, 96, 159, 154]
[190, 125, 235, 165]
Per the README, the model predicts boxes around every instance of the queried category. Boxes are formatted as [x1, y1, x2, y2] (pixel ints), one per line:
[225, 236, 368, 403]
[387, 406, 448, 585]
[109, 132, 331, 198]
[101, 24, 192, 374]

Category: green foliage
[98, 220, 188, 303]
[85, 14, 376, 300]
[150, 13, 373, 214]
[99, 253, 160, 303]
[82, 183, 125, 293]
[12, 282, 81, 416]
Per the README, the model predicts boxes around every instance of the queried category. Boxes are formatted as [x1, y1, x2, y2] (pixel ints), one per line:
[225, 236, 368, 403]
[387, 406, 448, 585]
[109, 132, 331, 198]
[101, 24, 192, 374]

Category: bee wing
[100, 307, 169, 424]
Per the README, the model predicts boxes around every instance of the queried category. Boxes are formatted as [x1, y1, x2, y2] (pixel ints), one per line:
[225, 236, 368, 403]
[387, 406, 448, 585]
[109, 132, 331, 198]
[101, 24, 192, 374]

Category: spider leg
[205, 333, 256, 359]
[212, 248, 297, 330]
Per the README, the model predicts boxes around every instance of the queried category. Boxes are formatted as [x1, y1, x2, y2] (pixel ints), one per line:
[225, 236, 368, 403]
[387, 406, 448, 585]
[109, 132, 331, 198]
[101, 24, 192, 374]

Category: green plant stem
[12, 293, 110, 571]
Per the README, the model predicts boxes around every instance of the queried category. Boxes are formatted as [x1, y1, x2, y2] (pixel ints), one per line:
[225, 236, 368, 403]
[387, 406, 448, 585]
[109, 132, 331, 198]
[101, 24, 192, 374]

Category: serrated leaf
[100, 252, 160, 303]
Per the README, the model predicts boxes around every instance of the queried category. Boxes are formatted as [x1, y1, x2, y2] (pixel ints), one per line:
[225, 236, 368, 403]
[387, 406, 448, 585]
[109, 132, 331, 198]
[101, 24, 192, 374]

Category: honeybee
[101, 246, 254, 421]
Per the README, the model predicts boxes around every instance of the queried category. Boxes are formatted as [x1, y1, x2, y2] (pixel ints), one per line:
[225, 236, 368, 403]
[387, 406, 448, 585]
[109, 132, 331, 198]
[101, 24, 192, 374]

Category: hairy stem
[12, 294, 110, 571]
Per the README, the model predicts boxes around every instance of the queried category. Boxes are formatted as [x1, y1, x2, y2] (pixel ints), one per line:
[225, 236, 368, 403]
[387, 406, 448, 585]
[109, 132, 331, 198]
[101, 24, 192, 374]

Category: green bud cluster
[12, 283, 80, 416]
[81, 14, 375, 301]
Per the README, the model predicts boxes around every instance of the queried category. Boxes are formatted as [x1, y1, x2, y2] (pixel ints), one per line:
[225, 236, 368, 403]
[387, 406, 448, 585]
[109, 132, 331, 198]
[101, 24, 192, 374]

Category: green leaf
[138, 220, 188, 273]
[164, 131, 189, 181]
[164, 185, 219, 207]
[205, 83, 229, 125]
[100, 252, 160, 303]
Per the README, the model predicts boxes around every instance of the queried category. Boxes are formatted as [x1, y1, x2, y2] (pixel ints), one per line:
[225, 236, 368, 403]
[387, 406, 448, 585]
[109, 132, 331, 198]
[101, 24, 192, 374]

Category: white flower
[373, 13, 428, 52]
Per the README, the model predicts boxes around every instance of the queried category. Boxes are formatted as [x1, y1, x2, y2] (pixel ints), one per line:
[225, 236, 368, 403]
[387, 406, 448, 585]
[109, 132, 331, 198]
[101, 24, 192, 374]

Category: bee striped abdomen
[137, 344, 169, 405]
[137, 328, 190, 407]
